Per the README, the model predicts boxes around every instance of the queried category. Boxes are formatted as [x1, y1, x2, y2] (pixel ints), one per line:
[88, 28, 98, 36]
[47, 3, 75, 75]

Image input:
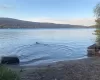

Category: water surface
[0, 28, 95, 66]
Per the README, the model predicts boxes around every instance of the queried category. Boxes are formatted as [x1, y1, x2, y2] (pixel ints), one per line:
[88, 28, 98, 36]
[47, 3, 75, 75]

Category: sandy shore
[9, 57, 100, 80]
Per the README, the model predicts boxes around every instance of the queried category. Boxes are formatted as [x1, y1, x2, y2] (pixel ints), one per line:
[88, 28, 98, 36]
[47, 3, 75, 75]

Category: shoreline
[8, 57, 88, 69]
[8, 57, 100, 80]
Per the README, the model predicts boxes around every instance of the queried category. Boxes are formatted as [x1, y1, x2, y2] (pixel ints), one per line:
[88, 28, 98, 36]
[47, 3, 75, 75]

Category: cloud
[25, 17, 95, 26]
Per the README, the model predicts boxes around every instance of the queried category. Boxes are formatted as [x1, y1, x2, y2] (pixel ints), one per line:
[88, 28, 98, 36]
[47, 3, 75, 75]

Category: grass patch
[0, 65, 20, 80]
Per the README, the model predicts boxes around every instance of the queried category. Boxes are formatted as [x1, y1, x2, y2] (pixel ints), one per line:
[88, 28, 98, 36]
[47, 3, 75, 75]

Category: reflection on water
[0, 28, 95, 66]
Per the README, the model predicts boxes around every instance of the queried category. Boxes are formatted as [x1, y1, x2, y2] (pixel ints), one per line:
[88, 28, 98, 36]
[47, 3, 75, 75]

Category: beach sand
[9, 57, 100, 80]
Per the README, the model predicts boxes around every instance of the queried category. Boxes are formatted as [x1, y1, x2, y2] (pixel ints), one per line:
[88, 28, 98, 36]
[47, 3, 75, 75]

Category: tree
[94, 2, 100, 18]
[94, 2, 100, 45]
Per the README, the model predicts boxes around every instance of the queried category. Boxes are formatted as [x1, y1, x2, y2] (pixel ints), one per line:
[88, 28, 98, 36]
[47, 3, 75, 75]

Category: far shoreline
[0, 27, 95, 30]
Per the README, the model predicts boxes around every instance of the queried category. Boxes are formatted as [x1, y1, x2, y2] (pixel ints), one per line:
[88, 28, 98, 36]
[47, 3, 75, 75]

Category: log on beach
[1, 56, 20, 65]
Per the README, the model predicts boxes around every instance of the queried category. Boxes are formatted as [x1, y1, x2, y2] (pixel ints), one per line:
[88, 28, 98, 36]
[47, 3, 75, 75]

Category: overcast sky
[0, 0, 100, 26]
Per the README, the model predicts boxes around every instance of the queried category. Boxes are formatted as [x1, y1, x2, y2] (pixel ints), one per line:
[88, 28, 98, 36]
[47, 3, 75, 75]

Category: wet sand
[9, 57, 100, 80]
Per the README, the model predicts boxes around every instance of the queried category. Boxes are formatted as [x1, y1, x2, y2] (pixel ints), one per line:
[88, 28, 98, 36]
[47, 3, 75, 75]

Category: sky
[0, 0, 100, 26]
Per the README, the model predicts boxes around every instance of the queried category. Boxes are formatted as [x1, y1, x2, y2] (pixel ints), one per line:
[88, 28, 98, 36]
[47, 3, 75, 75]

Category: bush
[0, 65, 20, 80]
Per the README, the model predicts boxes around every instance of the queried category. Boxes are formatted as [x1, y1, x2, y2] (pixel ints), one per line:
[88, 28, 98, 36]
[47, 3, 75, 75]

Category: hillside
[0, 18, 91, 28]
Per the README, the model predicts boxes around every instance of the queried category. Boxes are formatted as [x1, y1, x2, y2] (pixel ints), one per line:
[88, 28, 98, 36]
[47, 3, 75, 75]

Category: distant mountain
[0, 17, 92, 28]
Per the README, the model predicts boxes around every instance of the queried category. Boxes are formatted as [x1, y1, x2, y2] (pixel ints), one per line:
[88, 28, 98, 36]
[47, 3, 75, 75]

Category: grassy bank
[0, 65, 19, 80]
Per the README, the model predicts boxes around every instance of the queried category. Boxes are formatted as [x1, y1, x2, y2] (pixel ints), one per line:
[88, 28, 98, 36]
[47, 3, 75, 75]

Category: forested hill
[0, 18, 91, 28]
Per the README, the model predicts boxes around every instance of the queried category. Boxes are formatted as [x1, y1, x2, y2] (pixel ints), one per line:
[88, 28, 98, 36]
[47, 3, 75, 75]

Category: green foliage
[94, 2, 100, 18]
[94, 2, 100, 45]
[0, 66, 20, 80]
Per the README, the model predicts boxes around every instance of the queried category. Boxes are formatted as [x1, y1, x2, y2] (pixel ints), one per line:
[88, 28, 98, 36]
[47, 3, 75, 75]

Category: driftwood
[1, 56, 19, 65]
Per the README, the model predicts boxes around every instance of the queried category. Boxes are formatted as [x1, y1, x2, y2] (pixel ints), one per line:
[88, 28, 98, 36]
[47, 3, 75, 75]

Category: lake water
[0, 28, 95, 66]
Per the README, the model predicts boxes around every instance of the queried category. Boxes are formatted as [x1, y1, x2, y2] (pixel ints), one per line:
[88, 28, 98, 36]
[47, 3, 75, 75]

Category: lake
[0, 28, 95, 66]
